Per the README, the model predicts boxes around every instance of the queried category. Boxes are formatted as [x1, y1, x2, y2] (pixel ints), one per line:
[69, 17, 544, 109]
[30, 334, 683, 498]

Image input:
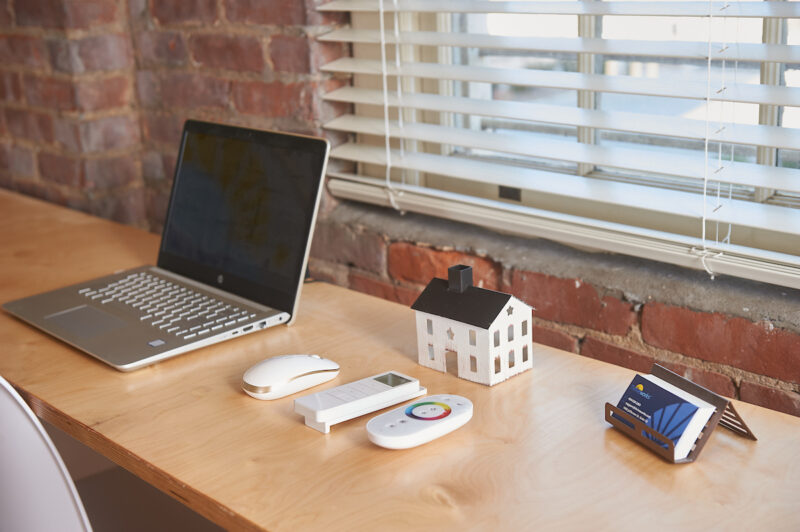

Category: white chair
[0, 375, 92, 532]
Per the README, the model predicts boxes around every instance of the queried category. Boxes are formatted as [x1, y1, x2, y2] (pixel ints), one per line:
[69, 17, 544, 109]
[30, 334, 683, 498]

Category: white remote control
[294, 371, 426, 433]
[366, 394, 473, 449]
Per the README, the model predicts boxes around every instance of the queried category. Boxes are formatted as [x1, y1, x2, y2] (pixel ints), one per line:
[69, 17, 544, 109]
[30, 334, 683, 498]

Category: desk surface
[1, 189, 799, 531]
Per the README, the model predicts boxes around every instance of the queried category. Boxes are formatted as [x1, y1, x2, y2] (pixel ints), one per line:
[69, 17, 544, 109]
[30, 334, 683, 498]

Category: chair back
[0, 376, 91, 532]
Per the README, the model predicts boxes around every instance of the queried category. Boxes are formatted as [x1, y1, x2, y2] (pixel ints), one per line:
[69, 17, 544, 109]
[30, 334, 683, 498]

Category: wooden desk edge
[13, 380, 263, 531]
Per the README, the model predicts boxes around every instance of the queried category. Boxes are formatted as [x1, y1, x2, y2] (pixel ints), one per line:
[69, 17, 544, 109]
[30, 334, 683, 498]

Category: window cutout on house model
[509, 349, 515, 368]
[469, 329, 476, 346]
[494, 356, 501, 374]
[470, 355, 477, 372]
[426, 319, 433, 335]
[508, 324, 514, 342]
[522, 320, 528, 336]
[494, 330, 500, 347]
[428, 344, 435, 360]
[522, 345, 529, 362]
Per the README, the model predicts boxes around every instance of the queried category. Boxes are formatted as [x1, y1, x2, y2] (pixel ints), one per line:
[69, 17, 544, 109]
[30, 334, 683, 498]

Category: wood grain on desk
[1, 189, 799, 531]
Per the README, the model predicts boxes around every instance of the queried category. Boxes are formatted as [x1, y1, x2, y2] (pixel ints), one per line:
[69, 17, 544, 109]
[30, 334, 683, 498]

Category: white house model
[411, 264, 533, 386]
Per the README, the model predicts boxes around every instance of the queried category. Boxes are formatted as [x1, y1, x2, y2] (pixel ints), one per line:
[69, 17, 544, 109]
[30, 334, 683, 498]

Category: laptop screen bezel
[156, 120, 329, 316]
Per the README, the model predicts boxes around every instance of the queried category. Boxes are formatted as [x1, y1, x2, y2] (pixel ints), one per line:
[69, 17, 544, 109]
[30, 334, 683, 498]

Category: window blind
[317, 0, 800, 289]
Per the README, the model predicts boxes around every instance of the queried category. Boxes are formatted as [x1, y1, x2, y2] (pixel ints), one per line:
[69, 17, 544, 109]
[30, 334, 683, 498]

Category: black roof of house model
[411, 264, 512, 329]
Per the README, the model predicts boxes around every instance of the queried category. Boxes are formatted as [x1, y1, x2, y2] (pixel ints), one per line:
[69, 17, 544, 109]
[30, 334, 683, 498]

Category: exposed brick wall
[309, 212, 800, 418]
[0, 0, 349, 230]
[0, 0, 145, 225]
[130, 0, 347, 232]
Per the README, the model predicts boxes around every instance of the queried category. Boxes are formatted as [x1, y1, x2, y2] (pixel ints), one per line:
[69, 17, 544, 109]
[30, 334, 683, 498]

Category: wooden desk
[1, 189, 799, 531]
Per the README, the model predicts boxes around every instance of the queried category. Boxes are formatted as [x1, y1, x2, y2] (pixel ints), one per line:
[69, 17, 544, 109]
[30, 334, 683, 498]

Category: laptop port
[243, 325, 253, 332]
[259, 321, 267, 328]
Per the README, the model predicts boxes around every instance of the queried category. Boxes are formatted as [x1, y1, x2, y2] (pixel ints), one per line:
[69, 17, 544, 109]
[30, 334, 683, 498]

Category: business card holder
[604, 364, 756, 464]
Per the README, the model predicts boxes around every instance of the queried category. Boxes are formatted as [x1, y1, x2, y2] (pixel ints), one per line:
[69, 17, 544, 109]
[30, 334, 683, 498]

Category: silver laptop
[3, 120, 329, 371]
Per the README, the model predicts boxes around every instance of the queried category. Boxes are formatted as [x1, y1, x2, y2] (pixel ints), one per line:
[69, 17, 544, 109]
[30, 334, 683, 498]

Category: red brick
[740, 381, 800, 418]
[75, 76, 131, 111]
[580, 337, 654, 373]
[642, 302, 800, 384]
[189, 34, 264, 73]
[387, 242, 501, 290]
[39, 152, 82, 187]
[660, 361, 736, 398]
[162, 152, 177, 179]
[49, 34, 132, 73]
[533, 324, 578, 353]
[15, 0, 65, 28]
[12, 179, 50, 200]
[0, 142, 8, 169]
[81, 34, 132, 71]
[510, 270, 637, 335]
[83, 154, 140, 190]
[0, 72, 22, 102]
[0, 0, 11, 27]
[137, 31, 187, 66]
[269, 34, 309, 73]
[306, 258, 348, 286]
[225, 0, 305, 26]
[231, 80, 308, 118]
[310, 221, 386, 274]
[0, 35, 49, 69]
[6, 144, 35, 177]
[4, 109, 54, 144]
[128, 0, 147, 21]
[145, 184, 171, 231]
[152, 0, 218, 26]
[348, 272, 421, 306]
[0, 110, 5, 138]
[24, 75, 76, 111]
[142, 112, 184, 145]
[161, 73, 229, 109]
[141, 150, 168, 181]
[89, 187, 147, 226]
[17, 0, 117, 29]
[78, 115, 140, 153]
[135, 71, 160, 108]
[66, 0, 118, 28]
[310, 40, 348, 72]
[53, 118, 81, 152]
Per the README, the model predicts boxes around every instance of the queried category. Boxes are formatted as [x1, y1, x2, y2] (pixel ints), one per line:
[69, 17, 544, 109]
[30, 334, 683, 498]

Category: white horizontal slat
[324, 87, 800, 150]
[319, 0, 800, 18]
[329, 142, 800, 233]
[320, 29, 800, 64]
[326, 114, 800, 193]
[322, 58, 800, 107]
[326, 175, 800, 289]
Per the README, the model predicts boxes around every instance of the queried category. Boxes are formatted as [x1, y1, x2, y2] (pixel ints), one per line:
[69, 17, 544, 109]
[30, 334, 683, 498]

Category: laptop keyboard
[79, 272, 257, 340]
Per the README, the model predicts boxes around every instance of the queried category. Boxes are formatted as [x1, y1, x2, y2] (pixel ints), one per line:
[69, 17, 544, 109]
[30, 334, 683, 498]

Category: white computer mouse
[241, 354, 340, 400]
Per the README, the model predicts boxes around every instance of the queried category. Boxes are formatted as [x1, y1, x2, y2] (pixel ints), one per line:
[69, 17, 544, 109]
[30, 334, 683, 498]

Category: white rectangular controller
[294, 371, 426, 433]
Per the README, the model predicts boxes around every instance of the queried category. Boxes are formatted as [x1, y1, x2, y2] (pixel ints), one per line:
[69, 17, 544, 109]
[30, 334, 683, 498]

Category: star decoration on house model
[447, 327, 455, 340]
[507, 306, 514, 316]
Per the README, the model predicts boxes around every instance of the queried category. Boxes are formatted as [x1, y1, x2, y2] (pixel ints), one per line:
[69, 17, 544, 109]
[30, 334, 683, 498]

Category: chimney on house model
[448, 264, 473, 293]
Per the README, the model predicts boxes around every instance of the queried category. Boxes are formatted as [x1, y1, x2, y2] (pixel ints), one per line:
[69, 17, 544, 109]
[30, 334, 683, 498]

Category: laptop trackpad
[45, 305, 126, 339]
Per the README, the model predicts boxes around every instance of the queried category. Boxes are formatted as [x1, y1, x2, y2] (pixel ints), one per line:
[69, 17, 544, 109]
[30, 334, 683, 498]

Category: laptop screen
[158, 120, 328, 314]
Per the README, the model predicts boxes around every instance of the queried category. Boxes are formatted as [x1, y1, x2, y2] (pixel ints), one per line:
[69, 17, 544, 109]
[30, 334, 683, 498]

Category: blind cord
[699, 1, 733, 279]
[378, 0, 403, 212]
